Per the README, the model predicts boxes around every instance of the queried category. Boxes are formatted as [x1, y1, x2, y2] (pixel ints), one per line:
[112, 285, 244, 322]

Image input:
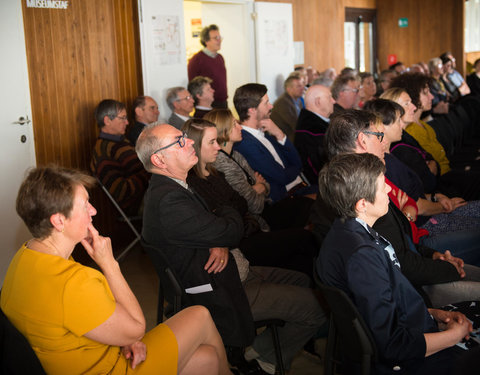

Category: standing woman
[204, 108, 313, 231]
[1, 166, 233, 375]
[317, 153, 473, 374]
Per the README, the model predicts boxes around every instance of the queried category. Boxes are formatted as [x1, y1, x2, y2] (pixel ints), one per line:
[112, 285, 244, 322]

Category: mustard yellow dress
[1, 243, 178, 374]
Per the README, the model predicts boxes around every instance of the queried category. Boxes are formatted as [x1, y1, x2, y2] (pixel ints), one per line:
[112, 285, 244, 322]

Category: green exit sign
[398, 18, 408, 28]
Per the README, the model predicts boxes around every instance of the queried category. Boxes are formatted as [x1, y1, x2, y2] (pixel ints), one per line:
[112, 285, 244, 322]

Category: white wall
[138, 0, 189, 122]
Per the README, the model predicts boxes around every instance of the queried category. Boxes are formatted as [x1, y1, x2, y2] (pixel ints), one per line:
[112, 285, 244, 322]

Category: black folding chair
[141, 240, 286, 375]
[0, 305, 46, 374]
[313, 268, 377, 375]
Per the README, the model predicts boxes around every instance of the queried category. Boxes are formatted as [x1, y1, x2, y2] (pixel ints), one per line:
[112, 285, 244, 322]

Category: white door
[0, 1, 36, 285]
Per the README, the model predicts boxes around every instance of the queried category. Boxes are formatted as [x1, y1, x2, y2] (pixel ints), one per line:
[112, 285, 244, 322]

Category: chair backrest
[318, 282, 377, 365]
[141, 240, 184, 318]
[0, 307, 46, 375]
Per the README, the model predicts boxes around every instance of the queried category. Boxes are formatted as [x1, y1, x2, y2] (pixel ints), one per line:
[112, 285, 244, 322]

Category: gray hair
[135, 123, 165, 172]
[318, 153, 385, 219]
[94, 99, 125, 128]
[166, 87, 186, 111]
[188, 76, 212, 105]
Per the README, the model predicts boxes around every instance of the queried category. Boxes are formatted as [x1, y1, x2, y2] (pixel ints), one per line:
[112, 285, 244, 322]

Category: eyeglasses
[211, 36, 223, 41]
[343, 88, 359, 93]
[153, 132, 188, 154]
[363, 130, 384, 143]
[116, 115, 128, 121]
[176, 95, 192, 102]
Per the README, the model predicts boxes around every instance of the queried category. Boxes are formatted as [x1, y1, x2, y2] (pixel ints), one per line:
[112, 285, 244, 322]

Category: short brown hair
[318, 153, 385, 219]
[204, 108, 237, 145]
[233, 83, 267, 122]
[16, 166, 95, 239]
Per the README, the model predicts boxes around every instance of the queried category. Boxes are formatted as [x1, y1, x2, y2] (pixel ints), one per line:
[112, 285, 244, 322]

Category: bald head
[305, 85, 335, 118]
[136, 123, 197, 181]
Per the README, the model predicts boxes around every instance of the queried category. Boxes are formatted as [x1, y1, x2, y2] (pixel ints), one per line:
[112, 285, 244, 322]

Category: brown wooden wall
[258, 0, 469, 77]
[376, 0, 465, 74]
[21, 1, 143, 260]
[22, 0, 142, 170]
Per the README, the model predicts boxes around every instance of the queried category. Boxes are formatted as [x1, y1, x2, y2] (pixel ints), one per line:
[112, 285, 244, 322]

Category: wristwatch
[431, 193, 437, 202]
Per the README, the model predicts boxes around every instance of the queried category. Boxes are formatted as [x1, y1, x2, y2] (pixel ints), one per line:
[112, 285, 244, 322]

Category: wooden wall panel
[344, 0, 376, 9]
[21, 1, 143, 258]
[22, 0, 142, 171]
[377, 0, 465, 75]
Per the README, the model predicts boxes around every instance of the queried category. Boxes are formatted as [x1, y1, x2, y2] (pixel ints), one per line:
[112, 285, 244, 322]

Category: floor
[119, 244, 326, 375]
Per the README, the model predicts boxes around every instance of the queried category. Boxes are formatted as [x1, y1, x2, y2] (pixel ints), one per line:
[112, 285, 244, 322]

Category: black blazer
[142, 174, 255, 347]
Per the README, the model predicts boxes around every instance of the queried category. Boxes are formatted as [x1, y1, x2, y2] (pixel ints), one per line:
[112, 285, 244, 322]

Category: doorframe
[345, 7, 377, 74]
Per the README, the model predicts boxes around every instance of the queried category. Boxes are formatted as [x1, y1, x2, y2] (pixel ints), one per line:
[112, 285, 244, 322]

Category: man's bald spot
[151, 123, 181, 149]
[305, 85, 330, 109]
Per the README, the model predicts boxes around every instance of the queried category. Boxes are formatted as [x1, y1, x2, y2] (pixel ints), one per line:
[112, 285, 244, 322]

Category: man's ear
[135, 106, 143, 118]
[150, 152, 167, 169]
[247, 107, 256, 118]
[103, 115, 112, 127]
[356, 132, 369, 153]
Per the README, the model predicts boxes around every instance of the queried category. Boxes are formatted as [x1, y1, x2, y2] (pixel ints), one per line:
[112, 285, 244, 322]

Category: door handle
[13, 116, 31, 125]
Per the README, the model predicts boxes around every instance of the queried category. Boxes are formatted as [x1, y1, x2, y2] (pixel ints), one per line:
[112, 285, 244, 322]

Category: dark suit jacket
[168, 113, 188, 130]
[127, 120, 146, 146]
[233, 130, 303, 202]
[270, 92, 301, 140]
[294, 108, 329, 185]
[142, 174, 254, 347]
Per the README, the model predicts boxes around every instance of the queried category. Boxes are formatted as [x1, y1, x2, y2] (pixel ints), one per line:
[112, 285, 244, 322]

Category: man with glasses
[166, 87, 194, 130]
[188, 24, 228, 108]
[137, 123, 325, 374]
[91, 99, 150, 215]
[330, 75, 360, 114]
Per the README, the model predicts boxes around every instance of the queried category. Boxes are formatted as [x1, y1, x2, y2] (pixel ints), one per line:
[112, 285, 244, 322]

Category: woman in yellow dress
[1, 166, 233, 375]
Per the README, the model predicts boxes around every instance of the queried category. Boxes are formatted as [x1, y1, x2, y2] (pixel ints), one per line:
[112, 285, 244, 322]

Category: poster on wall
[152, 15, 181, 65]
[262, 19, 289, 58]
[191, 18, 202, 38]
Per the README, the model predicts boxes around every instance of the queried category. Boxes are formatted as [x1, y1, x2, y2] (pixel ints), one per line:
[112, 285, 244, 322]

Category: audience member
[270, 75, 305, 140]
[427, 57, 450, 114]
[317, 153, 473, 375]
[313, 68, 336, 87]
[310, 109, 480, 307]
[294, 84, 335, 184]
[136, 123, 325, 374]
[206, 109, 316, 231]
[439, 56, 461, 102]
[376, 69, 396, 96]
[389, 61, 407, 75]
[1, 166, 233, 375]
[358, 72, 377, 107]
[331, 75, 359, 113]
[91, 99, 149, 215]
[183, 118, 317, 277]
[188, 76, 215, 118]
[390, 73, 480, 200]
[440, 51, 471, 96]
[466, 58, 480, 96]
[188, 24, 228, 108]
[166, 87, 194, 129]
[232, 83, 316, 203]
[128, 96, 160, 146]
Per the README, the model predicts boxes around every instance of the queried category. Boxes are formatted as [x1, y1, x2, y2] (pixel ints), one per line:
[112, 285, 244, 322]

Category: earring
[223, 141, 227, 146]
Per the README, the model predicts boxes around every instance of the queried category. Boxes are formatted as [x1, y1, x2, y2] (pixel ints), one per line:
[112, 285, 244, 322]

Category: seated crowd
[2, 41, 480, 375]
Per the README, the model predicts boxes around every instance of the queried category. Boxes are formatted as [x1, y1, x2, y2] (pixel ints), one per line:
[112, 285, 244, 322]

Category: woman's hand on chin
[80, 223, 115, 269]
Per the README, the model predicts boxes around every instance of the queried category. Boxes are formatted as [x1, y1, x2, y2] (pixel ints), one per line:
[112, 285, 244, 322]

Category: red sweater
[188, 50, 227, 102]
[385, 177, 429, 244]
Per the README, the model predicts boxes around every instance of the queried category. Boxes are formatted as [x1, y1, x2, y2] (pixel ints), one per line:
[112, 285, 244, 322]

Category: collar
[241, 124, 264, 138]
[314, 112, 330, 123]
[196, 105, 212, 110]
[167, 176, 189, 190]
[99, 131, 123, 142]
[202, 48, 217, 58]
[174, 112, 191, 122]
